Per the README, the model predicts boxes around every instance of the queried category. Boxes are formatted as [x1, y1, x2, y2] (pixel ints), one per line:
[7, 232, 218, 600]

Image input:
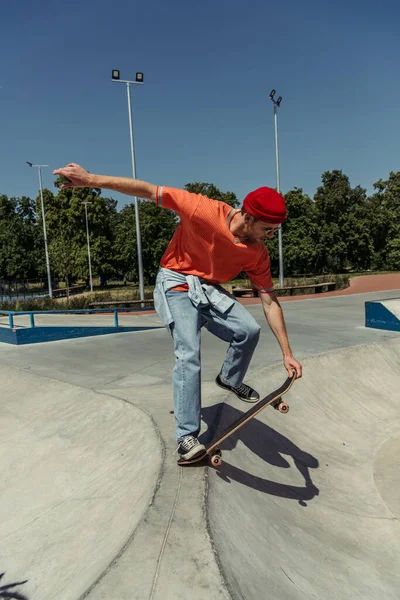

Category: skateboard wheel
[211, 455, 222, 467]
[214, 448, 222, 457]
[272, 397, 282, 410]
[278, 402, 289, 413]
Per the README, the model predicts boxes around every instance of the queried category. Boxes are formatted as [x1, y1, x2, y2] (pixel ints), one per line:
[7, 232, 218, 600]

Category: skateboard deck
[178, 372, 296, 467]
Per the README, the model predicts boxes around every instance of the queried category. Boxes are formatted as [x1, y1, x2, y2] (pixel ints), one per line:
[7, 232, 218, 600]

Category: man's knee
[169, 322, 201, 361]
[249, 322, 261, 341]
[237, 319, 261, 343]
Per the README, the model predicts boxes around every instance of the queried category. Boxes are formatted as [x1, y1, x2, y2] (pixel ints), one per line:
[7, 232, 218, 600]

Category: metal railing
[0, 308, 147, 330]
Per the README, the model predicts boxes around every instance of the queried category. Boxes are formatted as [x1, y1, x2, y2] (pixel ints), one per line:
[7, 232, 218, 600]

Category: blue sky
[1, 0, 399, 208]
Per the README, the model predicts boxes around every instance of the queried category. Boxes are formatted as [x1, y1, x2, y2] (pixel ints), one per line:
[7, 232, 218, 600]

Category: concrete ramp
[0, 365, 162, 600]
[365, 297, 400, 331]
[207, 338, 400, 599]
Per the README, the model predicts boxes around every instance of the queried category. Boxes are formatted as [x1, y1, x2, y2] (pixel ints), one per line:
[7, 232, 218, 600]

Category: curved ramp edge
[207, 339, 400, 600]
[0, 365, 162, 600]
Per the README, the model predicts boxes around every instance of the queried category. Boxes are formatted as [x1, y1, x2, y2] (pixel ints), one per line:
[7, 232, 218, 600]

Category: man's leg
[165, 290, 204, 442]
[202, 299, 261, 399]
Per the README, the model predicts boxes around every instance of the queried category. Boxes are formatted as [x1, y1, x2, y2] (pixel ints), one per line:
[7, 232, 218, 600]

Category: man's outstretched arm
[260, 291, 303, 378]
[53, 163, 157, 202]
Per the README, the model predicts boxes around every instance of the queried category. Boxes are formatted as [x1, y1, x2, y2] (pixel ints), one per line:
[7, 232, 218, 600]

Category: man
[53, 163, 302, 461]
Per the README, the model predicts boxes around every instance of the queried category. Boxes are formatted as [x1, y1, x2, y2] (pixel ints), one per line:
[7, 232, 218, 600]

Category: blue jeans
[165, 290, 261, 440]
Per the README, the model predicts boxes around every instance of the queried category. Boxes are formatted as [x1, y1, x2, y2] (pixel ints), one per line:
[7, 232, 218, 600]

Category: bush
[277, 274, 350, 296]
[331, 274, 350, 289]
[0, 297, 55, 312]
[0, 295, 95, 312]
[283, 274, 349, 288]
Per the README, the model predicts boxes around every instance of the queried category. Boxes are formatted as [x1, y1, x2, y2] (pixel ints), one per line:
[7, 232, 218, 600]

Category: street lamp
[82, 202, 93, 292]
[112, 69, 145, 306]
[26, 162, 53, 298]
[269, 90, 284, 288]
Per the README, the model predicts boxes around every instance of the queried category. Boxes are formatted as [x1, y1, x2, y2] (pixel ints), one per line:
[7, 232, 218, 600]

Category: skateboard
[177, 371, 296, 467]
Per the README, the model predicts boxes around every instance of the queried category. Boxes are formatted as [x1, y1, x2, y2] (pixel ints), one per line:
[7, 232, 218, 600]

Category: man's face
[243, 215, 280, 243]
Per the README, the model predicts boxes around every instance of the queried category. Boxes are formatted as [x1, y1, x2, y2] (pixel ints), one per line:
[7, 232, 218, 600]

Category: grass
[1, 270, 398, 312]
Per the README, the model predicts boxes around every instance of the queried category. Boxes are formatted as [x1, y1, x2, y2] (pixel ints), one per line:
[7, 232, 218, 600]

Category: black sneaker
[215, 374, 260, 403]
[176, 436, 206, 460]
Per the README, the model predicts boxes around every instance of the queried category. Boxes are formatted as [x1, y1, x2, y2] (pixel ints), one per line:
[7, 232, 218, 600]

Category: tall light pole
[82, 202, 93, 292]
[111, 69, 145, 306]
[26, 162, 53, 298]
[269, 90, 284, 288]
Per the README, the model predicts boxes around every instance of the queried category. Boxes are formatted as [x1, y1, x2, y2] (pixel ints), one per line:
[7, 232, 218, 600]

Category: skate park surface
[1, 288, 400, 599]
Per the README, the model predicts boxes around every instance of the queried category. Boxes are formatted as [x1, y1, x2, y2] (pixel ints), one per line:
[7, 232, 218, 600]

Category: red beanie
[243, 186, 287, 224]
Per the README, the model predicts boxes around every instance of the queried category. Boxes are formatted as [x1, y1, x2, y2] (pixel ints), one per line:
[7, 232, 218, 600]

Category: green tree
[313, 170, 372, 272]
[280, 187, 318, 275]
[184, 182, 239, 208]
[367, 171, 400, 269]
[386, 237, 400, 270]
[114, 200, 178, 283]
[49, 227, 80, 290]
[41, 180, 119, 286]
[0, 195, 40, 280]
[70, 193, 118, 285]
[17, 195, 45, 279]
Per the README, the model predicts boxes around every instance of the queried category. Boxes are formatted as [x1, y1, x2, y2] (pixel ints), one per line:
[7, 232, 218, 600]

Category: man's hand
[52, 164, 157, 201]
[53, 163, 93, 188]
[284, 354, 302, 379]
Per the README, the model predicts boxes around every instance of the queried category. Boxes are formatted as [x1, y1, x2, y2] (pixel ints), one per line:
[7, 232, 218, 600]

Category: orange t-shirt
[157, 186, 274, 293]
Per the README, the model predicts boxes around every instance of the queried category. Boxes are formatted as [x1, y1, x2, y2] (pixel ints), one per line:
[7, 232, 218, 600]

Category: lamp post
[82, 202, 93, 292]
[269, 90, 284, 288]
[26, 161, 53, 298]
[112, 69, 145, 306]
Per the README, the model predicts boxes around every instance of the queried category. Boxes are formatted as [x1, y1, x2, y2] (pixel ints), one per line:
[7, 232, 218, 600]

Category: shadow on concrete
[0, 573, 29, 600]
[199, 403, 319, 506]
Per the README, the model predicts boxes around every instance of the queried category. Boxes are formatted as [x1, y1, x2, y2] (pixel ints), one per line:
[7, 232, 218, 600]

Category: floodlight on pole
[26, 162, 53, 298]
[269, 89, 284, 288]
[82, 202, 93, 292]
[111, 68, 145, 306]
